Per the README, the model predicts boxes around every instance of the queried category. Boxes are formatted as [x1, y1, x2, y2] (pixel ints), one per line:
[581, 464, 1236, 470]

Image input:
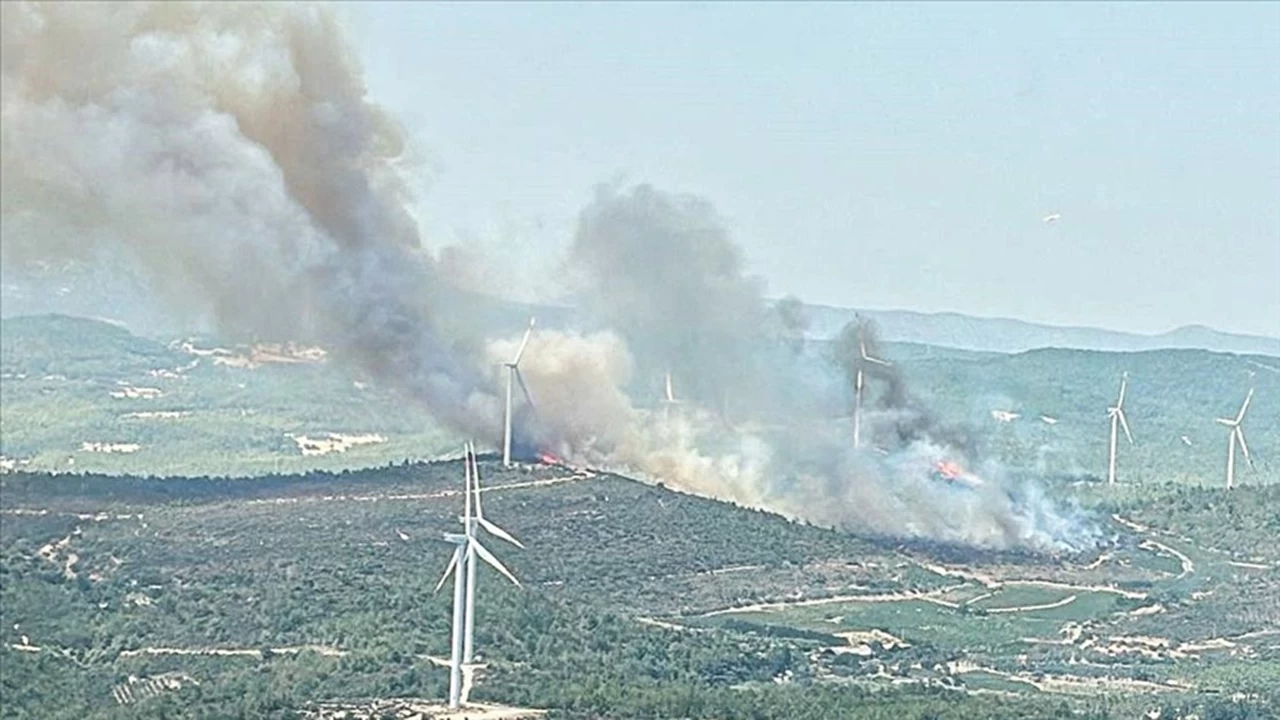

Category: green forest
[3, 461, 1279, 719]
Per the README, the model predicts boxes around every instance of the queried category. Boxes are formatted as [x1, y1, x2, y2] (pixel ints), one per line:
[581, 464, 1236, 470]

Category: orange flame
[936, 461, 963, 480]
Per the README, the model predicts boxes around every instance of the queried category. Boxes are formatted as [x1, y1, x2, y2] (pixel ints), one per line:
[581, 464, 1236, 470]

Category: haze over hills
[799, 304, 1280, 357]
[5, 270, 1277, 357]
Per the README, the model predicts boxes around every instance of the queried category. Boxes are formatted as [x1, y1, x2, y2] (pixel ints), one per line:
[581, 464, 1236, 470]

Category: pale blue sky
[346, 2, 1280, 337]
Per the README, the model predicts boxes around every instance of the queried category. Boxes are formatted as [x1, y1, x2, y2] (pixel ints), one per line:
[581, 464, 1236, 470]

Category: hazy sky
[346, 2, 1280, 337]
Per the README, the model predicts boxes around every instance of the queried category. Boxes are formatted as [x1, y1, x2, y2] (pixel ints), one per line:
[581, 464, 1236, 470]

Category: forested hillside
[3, 315, 1274, 488]
[3, 461, 1278, 718]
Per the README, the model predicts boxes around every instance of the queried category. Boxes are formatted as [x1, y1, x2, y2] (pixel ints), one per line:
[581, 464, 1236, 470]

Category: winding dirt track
[907, 559, 1149, 600]
[1140, 540, 1194, 579]
[984, 594, 1078, 614]
[698, 584, 969, 617]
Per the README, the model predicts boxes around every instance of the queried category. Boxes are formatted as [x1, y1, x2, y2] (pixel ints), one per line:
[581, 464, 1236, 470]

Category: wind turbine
[1216, 388, 1254, 490]
[434, 444, 523, 709]
[1106, 372, 1133, 485]
[463, 442, 523, 664]
[502, 317, 537, 467]
[852, 322, 891, 451]
[660, 369, 684, 419]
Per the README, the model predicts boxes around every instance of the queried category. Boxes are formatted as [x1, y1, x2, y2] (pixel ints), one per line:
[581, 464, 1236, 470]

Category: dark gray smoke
[570, 183, 768, 413]
[829, 317, 977, 457]
[770, 295, 809, 355]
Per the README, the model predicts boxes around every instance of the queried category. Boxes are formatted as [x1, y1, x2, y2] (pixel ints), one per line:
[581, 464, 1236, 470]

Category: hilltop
[9, 280, 1278, 357]
[800, 305, 1280, 356]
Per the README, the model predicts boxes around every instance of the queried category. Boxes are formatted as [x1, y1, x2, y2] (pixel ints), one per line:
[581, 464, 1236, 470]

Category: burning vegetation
[0, 0, 1099, 553]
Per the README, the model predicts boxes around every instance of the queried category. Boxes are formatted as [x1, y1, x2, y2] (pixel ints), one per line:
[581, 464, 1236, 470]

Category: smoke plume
[569, 183, 769, 413]
[0, 1, 499, 436]
[0, 2, 1098, 553]
[485, 329, 773, 509]
[831, 318, 977, 457]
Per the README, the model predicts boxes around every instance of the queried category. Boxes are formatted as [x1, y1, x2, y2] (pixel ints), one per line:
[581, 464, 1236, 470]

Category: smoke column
[0, 1, 500, 435]
[569, 183, 771, 414]
[1, 2, 1098, 553]
[557, 185, 1098, 553]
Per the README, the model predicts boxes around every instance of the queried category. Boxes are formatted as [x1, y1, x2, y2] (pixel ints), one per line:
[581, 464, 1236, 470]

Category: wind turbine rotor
[1236, 388, 1254, 424]
[1117, 410, 1133, 444]
[463, 444, 473, 530]
[434, 545, 460, 594]
[510, 317, 536, 366]
[477, 517, 525, 549]
[470, 448, 526, 549]
[1236, 427, 1253, 470]
[513, 367, 538, 418]
[471, 539, 521, 587]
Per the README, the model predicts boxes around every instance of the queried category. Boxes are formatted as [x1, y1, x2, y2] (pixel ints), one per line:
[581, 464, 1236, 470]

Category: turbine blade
[859, 339, 869, 360]
[511, 317, 536, 366]
[472, 540, 521, 587]
[1236, 428, 1253, 469]
[1215, 418, 1236, 426]
[463, 444, 472, 525]
[664, 371, 675, 403]
[434, 549, 458, 594]
[477, 516, 525, 549]
[1117, 375, 1128, 408]
[470, 442, 484, 521]
[1117, 411, 1133, 444]
[1236, 388, 1254, 423]
[514, 368, 538, 417]
[864, 354, 891, 367]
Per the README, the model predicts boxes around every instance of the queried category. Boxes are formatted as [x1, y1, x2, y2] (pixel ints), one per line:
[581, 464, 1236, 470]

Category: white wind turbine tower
[1106, 372, 1134, 485]
[502, 317, 537, 467]
[852, 323, 891, 451]
[1216, 388, 1254, 490]
[434, 444, 523, 710]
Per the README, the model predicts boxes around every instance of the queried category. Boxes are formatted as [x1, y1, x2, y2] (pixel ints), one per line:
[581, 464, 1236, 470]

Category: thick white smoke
[486, 330, 774, 510]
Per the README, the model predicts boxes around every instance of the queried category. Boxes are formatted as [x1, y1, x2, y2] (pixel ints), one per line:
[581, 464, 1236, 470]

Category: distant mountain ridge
[799, 305, 1280, 357]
